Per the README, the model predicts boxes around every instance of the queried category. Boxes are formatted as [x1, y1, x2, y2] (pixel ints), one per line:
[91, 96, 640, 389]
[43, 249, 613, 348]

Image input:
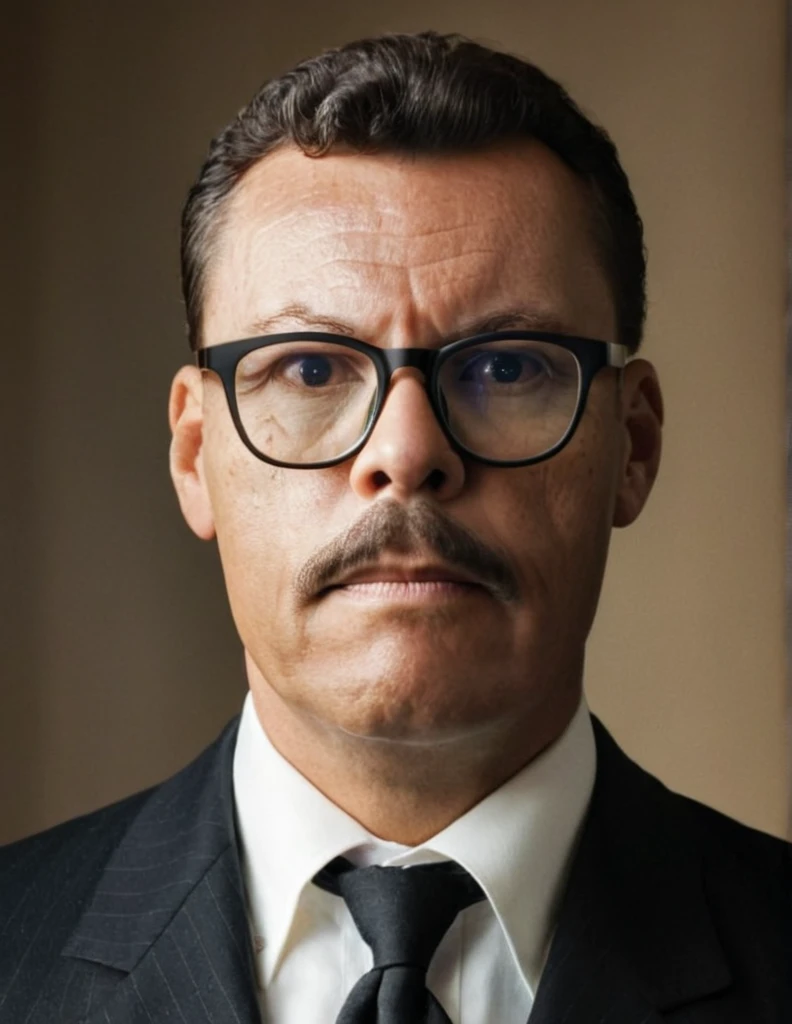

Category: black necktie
[312, 854, 487, 1023]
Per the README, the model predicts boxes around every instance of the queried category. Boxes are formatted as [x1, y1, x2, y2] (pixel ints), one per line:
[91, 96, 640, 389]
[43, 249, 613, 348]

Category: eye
[275, 351, 362, 389]
[293, 354, 333, 387]
[236, 342, 375, 400]
[459, 351, 547, 385]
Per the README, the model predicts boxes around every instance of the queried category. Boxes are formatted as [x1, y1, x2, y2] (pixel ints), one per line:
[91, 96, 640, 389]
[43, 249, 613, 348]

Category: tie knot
[313, 856, 486, 972]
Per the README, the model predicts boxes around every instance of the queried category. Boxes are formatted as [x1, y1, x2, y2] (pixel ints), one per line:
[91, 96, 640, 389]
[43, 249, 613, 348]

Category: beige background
[2, 0, 789, 845]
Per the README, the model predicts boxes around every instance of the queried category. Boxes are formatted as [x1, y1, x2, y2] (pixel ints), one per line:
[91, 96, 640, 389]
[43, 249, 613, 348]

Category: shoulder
[0, 788, 155, 971]
[593, 715, 791, 932]
[0, 719, 240, 1017]
[684, 788, 791, 864]
[667, 783, 791, 910]
[592, 714, 790, 862]
[667, 782, 792, 1006]
[0, 785, 153, 879]
[0, 725, 233, 970]
[648, 753, 789, 883]
[0, 715, 241, 900]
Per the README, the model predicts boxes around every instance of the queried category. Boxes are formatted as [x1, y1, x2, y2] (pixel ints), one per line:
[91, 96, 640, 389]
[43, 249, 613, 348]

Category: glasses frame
[197, 330, 628, 469]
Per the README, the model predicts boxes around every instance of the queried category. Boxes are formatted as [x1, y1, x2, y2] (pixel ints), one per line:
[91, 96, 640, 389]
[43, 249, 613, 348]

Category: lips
[326, 564, 482, 590]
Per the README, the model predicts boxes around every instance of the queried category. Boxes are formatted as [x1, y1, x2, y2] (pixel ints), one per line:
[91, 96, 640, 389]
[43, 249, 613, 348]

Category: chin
[296, 646, 517, 742]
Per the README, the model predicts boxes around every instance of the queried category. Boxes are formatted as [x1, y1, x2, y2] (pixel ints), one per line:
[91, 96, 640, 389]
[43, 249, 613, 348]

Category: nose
[347, 369, 466, 502]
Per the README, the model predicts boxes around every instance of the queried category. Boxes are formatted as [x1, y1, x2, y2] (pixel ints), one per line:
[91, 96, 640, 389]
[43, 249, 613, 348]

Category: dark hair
[181, 31, 646, 352]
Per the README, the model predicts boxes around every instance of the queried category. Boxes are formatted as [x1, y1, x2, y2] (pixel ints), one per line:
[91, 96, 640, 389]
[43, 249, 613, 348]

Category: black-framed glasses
[197, 330, 628, 469]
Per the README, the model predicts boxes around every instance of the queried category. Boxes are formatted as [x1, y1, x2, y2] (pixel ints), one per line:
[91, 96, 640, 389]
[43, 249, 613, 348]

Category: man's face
[170, 141, 660, 750]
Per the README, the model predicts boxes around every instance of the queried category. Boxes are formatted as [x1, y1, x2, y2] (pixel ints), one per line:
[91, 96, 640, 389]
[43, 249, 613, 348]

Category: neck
[248, 669, 581, 846]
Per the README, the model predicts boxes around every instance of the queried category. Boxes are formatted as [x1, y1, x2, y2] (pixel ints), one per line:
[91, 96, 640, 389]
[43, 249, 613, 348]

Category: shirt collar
[233, 689, 596, 995]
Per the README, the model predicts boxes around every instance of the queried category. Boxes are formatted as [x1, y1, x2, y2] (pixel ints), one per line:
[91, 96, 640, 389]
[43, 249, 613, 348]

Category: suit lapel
[54, 718, 261, 1024]
[76, 846, 260, 1023]
[529, 716, 732, 1024]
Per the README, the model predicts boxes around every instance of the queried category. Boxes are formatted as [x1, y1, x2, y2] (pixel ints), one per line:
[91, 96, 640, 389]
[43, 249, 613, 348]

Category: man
[1, 29, 789, 1024]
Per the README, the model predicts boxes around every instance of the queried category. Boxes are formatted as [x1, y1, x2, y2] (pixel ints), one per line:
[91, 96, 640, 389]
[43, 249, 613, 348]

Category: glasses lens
[438, 337, 581, 461]
[235, 341, 378, 464]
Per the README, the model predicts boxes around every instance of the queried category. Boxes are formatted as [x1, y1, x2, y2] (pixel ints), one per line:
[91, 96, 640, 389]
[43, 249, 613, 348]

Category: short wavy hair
[181, 31, 646, 352]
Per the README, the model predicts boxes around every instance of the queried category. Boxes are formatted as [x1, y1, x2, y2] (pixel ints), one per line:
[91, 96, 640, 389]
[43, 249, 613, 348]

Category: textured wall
[1, 0, 788, 843]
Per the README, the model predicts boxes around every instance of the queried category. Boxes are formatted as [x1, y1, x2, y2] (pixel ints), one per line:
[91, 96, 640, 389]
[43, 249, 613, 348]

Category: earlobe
[612, 359, 664, 529]
[168, 366, 216, 541]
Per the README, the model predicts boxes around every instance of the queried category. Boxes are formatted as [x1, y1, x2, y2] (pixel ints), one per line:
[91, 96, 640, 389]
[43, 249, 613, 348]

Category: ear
[168, 365, 216, 540]
[612, 358, 664, 528]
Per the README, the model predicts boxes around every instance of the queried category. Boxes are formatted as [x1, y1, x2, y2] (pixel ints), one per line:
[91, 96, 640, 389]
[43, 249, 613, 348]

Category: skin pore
[169, 140, 663, 844]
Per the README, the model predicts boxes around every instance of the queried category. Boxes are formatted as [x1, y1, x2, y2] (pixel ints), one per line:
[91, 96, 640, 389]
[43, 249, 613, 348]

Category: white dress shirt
[233, 690, 596, 1024]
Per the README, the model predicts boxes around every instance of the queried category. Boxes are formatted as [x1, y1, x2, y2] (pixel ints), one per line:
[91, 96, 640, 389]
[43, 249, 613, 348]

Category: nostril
[371, 470, 391, 489]
[426, 468, 446, 491]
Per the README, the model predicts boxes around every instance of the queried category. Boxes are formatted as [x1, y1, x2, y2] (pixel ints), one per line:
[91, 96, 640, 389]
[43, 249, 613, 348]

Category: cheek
[202, 426, 349, 633]
[539, 429, 618, 630]
[478, 425, 616, 616]
[200, 412, 292, 622]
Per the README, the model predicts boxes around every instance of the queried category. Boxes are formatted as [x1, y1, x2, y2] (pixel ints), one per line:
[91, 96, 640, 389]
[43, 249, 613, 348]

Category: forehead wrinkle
[311, 247, 502, 275]
[297, 216, 506, 257]
[234, 175, 511, 252]
[304, 252, 515, 337]
[229, 223, 505, 286]
[323, 218, 502, 240]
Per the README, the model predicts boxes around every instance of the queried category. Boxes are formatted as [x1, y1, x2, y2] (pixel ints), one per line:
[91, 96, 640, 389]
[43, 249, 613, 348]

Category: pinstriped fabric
[63, 822, 227, 971]
[61, 720, 242, 968]
[0, 791, 153, 1024]
[0, 717, 260, 1023]
[71, 849, 260, 1023]
[1, 712, 791, 1023]
[23, 958, 125, 1023]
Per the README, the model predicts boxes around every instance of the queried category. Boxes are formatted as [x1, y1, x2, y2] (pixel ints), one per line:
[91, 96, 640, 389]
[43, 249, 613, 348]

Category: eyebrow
[241, 302, 575, 345]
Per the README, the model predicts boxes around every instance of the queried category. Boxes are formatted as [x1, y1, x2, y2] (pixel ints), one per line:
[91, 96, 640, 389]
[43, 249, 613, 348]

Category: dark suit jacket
[1, 715, 790, 1023]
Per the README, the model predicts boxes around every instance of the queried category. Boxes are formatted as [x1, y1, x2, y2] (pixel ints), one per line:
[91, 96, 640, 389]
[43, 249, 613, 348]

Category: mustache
[294, 498, 520, 603]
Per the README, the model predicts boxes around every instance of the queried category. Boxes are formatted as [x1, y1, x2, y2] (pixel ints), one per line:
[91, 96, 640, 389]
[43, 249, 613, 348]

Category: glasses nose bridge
[376, 348, 445, 438]
[380, 347, 439, 386]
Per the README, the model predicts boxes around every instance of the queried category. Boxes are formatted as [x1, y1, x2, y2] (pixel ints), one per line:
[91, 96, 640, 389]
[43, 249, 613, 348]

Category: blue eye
[487, 354, 524, 383]
[299, 356, 333, 387]
[459, 352, 544, 385]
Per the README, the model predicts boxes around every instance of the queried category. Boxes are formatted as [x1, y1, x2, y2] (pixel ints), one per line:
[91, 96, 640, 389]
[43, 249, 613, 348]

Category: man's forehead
[204, 142, 615, 344]
[224, 139, 589, 245]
